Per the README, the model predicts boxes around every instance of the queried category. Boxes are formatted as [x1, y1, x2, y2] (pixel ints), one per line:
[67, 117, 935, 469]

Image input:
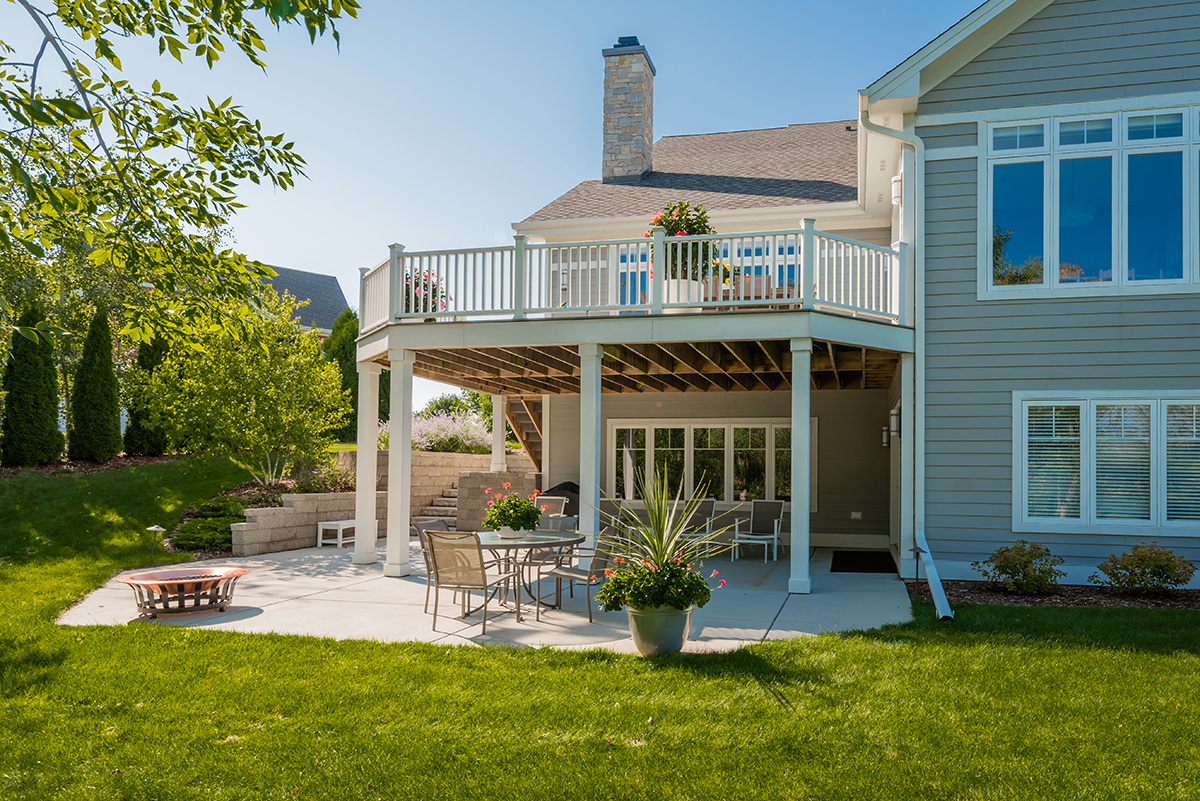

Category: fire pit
[116, 566, 248, 618]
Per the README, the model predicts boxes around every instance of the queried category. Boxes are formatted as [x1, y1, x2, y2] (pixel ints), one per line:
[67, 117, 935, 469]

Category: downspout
[859, 105, 953, 622]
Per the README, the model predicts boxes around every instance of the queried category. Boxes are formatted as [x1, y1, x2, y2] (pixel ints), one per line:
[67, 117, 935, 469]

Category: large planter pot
[663, 278, 704, 313]
[625, 604, 695, 657]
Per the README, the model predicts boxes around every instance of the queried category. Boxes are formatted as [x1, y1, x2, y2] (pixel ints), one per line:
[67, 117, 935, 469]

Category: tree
[992, 225, 1043, 286]
[1, 304, 63, 466]
[122, 336, 169, 456]
[68, 307, 121, 461]
[322, 307, 389, 442]
[144, 290, 349, 484]
[1, 0, 359, 344]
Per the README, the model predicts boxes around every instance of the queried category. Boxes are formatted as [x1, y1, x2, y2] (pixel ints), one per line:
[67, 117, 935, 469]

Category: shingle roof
[265, 265, 350, 332]
[523, 120, 858, 223]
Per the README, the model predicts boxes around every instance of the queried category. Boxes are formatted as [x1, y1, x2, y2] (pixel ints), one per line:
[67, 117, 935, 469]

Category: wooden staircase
[505, 395, 543, 473]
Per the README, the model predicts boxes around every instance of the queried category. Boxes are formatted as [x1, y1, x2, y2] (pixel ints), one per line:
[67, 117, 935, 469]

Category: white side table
[317, 519, 369, 548]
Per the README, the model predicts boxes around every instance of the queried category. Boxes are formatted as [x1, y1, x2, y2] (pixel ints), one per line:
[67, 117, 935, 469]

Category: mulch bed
[907, 579, 1200, 610]
[0, 454, 177, 480]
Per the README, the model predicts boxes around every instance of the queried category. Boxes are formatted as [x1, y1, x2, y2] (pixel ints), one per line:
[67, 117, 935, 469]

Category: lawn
[2, 461, 1200, 800]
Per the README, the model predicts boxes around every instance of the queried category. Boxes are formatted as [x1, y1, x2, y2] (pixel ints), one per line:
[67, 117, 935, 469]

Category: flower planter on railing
[358, 221, 906, 333]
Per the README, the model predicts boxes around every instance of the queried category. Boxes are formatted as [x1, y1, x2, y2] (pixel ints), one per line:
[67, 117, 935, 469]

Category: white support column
[353, 363, 382, 565]
[578, 344, 603, 549]
[491, 395, 507, 473]
[385, 350, 414, 577]
[899, 351, 916, 579]
[789, 338, 812, 594]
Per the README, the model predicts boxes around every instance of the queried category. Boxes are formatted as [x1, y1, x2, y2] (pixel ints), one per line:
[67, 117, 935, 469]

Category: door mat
[829, 550, 897, 574]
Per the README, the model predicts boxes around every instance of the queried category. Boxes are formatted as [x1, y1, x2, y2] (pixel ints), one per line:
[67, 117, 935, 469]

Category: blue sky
[6, 0, 981, 406]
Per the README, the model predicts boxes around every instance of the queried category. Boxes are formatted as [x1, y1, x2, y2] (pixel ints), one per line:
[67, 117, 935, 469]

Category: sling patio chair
[537, 496, 569, 517]
[731, 499, 786, 563]
[413, 519, 451, 614]
[425, 531, 522, 634]
[534, 533, 610, 623]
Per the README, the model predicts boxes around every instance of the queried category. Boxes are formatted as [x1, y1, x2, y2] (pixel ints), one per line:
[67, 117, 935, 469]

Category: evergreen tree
[123, 338, 170, 456]
[323, 308, 389, 443]
[1, 305, 63, 466]
[68, 308, 122, 462]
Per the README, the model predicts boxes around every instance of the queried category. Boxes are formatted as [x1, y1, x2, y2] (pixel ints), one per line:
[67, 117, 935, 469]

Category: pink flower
[541, 505, 549, 511]
[711, 569, 719, 577]
[487, 500, 494, 506]
[485, 488, 493, 494]
[643, 231, 651, 238]
[674, 231, 686, 236]
[719, 579, 726, 587]
[502, 482, 511, 489]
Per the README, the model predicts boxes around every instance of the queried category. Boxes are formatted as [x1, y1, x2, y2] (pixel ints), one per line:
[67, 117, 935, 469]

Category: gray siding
[920, 0, 1200, 115]
[921, 123, 978, 150]
[919, 155, 1200, 578]
[546, 390, 891, 539]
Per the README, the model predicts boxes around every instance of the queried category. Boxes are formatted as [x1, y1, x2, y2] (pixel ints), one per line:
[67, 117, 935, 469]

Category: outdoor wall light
[881, 426, 890, 448]
[889, 407, 901, 439]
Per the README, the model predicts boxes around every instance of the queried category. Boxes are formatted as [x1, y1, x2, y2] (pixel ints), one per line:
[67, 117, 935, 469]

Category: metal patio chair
[413, 519, 451, 614]
[425, 531, 521, 634]
[732, 499, 786, 563]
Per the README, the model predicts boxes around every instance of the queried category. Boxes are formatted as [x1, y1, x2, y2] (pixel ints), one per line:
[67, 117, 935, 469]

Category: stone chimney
[602, 36, 655, 183]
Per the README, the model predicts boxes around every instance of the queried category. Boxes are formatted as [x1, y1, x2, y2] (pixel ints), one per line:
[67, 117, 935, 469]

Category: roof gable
[864, 0, 1054, 106]
[265, 265, 349, 332]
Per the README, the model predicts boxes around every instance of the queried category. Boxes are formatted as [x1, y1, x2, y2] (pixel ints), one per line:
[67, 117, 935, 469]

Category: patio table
[473, 531, 586, 609]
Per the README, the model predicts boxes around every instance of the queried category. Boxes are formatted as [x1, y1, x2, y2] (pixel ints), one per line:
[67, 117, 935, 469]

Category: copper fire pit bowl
[116, 566, 248, 618]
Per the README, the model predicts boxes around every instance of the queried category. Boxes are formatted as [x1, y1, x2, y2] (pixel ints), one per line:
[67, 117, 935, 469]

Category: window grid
[985, 107, 1199, 296]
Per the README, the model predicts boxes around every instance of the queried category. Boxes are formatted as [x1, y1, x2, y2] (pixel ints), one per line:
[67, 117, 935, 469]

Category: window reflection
[1058, 157, 1112, 283]
[692, 427, 725, 500]
[1128, 151, 1183, 281]
[653, 428, 685, 498]
[992, 161, 1044, 285]
[614, 427, 645, 500]
[733, 427, 767, 500]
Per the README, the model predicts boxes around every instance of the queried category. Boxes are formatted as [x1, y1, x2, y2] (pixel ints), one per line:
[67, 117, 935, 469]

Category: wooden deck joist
[403, 339, 899, 396]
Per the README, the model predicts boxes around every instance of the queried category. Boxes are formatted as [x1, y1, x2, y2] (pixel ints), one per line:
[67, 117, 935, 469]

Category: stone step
[429, 496, 457, 508]
[442, 488, 459, 499]
[421, 505, 461, 517]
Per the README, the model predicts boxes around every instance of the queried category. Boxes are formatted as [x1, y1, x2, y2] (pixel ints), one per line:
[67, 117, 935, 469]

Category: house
[265, 265, 350, 337]
[351, 2, 1200, 594]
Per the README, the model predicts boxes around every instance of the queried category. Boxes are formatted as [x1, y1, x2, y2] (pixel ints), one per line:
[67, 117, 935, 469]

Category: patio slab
[57, 542, 914, 650]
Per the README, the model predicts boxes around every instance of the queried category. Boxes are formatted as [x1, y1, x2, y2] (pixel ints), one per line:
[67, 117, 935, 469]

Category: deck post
[895, 242, 909, 327]
[801, 218, 815, 310]
[385, 350, 414, 577]
[388, 243, 404, 320]
[491, 395, 507, 473]
[578, 344, 603, 549]
[513, 236, 527, 320]
[789, 337, 812, 593]
[650, 226, 665, 314]
[353, 363, 382, 565]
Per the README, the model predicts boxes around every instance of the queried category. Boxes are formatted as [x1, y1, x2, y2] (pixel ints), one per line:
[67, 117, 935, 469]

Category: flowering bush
[376, 412, 491, 453]
[483, 482, 545, 531]
[594, 469, 731, 612]
[1089, 542, 1196, 594]
[403, 268, 452, 314]
[641, 201, 735, 282]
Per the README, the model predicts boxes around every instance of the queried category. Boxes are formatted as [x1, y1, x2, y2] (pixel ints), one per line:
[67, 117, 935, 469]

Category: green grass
[327, 442, 356, 452]
[3, 462, 1200, 799]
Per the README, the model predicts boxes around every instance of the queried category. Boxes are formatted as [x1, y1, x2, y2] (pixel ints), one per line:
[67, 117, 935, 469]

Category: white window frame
[978, 103, 1200, 300]
[1012, 390, 1200, 536]
[607, 418, 818, 513]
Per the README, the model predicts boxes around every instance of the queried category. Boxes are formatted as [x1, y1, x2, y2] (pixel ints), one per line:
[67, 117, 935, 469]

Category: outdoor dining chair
[681, 498, 716, 554]
[413, 519, 452, 613]
[731, 499, 786, 563]
[425, 531, 522, 634]
[534, 536, 609, 623]
[537, 496, 568, 516]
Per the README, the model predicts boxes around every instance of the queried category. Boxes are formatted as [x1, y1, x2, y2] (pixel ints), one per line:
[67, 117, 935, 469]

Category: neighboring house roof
[265, 265, 349, 332]
[522, 120, 859, 223]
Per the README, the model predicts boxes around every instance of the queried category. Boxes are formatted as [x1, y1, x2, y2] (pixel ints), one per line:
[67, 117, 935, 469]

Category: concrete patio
[58, 543, 914, 652]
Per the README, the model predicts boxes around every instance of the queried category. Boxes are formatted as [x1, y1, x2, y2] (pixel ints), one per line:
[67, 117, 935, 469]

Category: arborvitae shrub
[68, 308, 122, 462]
[123, 337, 169, 456]
[1, 305, 63, 466]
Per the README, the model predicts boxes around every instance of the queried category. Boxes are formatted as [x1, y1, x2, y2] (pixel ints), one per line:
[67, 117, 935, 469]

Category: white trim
[916, 91, 1200, 128]
[1012, 390, 1200, 537]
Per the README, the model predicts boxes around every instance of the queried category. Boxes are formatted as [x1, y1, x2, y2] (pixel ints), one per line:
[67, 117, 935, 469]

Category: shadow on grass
[0, 633, 68, 698]
[856, 598, 1200, 657]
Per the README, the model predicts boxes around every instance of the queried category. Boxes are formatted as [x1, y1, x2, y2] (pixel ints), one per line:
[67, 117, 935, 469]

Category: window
[608, 419, 816, 510]
[1014, 393, 1200, 533]
[983, 107, 1200, 298]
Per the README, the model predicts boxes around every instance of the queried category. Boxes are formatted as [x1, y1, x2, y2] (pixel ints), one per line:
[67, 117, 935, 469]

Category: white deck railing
[361, 220, 907, 334]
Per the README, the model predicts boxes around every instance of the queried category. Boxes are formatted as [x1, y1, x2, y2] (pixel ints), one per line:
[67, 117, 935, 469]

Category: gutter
[859, 106, 954, 622]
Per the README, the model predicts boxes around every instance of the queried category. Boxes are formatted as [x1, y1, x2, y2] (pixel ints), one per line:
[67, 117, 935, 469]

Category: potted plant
[484, 482, 545, 538]
[595, 471, 732, 656]
[645, 201, 721, 309]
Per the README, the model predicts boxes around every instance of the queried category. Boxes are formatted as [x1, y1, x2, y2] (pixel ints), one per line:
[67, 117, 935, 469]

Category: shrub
[188, 496, 249, 519]
[123, 338, 170, 457]
[1, 304, 63, 466]
[68, 308, 122, 462]
[972, 539, 1065, 594]
[377, 412, 492, 453]
[1089, 542, 1196, 594]
[171, 517, 237, 551]
[294, 460, 355, 493]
